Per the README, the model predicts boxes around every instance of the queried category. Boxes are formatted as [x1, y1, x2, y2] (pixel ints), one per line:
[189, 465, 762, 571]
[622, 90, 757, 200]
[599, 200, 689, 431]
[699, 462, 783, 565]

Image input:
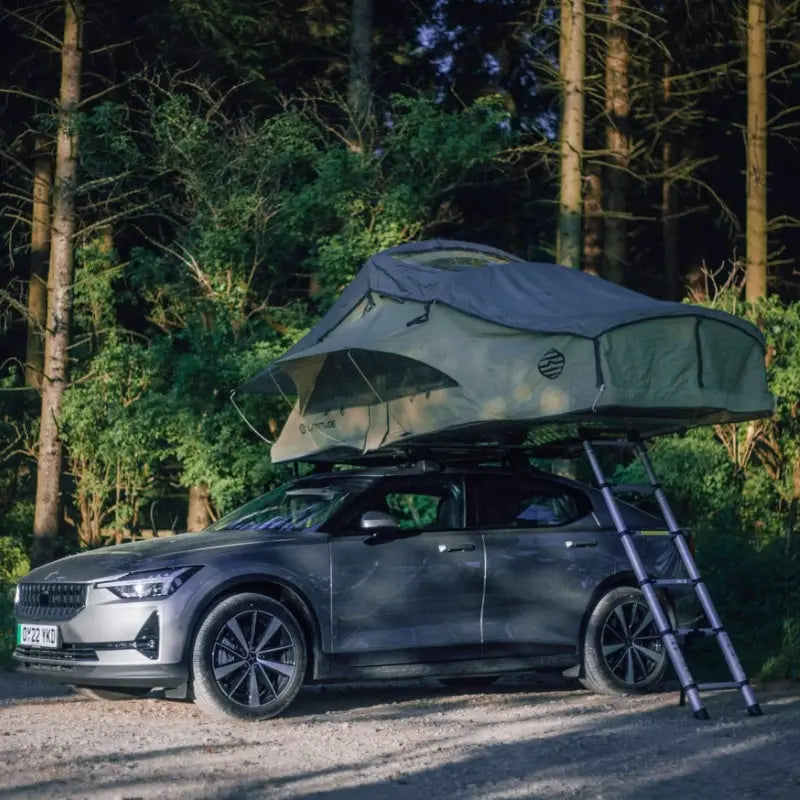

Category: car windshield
[206, 476, 373, 533]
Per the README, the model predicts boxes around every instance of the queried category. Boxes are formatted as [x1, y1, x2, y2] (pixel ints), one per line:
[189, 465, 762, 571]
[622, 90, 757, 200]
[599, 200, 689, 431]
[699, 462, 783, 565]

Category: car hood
[21, 530, 298, 583]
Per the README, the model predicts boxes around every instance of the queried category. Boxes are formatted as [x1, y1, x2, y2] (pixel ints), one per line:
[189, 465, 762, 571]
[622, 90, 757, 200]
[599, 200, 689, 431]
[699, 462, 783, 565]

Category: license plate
[17, 623, 60, 649]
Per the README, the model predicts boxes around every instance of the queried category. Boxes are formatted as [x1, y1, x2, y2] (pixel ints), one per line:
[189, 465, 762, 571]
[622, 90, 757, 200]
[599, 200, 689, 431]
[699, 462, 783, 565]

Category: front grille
[16, 582, 88, 620]
[15, 644, 98, 662]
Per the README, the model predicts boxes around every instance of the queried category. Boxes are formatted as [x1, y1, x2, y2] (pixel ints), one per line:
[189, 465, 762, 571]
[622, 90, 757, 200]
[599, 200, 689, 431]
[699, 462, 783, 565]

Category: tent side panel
[697, 318, 771, 408]
[599, 317, 700, 408]
[597, 317, 772, 418]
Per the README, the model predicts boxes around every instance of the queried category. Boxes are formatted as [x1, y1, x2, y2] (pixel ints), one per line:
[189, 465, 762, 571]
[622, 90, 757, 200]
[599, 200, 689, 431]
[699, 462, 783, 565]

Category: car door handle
[565, 540, 598, 548]
[438, 544, 476, 553]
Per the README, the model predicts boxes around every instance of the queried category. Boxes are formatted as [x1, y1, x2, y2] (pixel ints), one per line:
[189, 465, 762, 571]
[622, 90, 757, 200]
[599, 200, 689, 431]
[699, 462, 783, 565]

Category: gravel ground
[0, 671, 798, 800]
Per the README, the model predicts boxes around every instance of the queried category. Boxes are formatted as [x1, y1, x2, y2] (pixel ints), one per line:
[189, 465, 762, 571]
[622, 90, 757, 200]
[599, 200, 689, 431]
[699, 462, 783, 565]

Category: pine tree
[25, 136, 52, 389]
[746, 0, 767, 300]
[32, 0, 84, 565]
[557, 0, 586, 268]
[604, 0, 630, 284]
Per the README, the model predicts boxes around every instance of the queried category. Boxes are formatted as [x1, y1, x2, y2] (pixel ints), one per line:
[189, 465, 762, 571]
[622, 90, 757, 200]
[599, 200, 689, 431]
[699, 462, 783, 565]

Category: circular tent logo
[538, 348, 565, 380]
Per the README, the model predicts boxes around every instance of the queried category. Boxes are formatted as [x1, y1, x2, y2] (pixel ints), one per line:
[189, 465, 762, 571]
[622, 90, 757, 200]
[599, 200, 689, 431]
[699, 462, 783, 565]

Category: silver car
[14, 463, 686, 720]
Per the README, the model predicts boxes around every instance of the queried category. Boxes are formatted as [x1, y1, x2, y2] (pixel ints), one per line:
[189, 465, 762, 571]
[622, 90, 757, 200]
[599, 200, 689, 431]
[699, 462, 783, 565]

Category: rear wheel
[580, 587, 668, 695]
[191, 593, 306, 721]
[74, 686, 151, 701]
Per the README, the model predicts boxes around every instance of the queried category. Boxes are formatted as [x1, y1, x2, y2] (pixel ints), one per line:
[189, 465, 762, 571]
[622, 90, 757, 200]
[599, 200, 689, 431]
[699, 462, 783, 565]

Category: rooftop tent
[241, 240, 774, 463]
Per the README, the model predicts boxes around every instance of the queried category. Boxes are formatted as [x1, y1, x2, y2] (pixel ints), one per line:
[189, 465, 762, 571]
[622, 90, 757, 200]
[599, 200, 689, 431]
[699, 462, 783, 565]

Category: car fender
[180, 568, 326, 675]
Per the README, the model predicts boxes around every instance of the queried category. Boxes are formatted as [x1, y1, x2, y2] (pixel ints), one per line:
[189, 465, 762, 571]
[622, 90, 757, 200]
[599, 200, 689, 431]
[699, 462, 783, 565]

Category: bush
[0, 502, 35, 552]
[761, 620, 800, 682]
[0, 584, 15, 666]
[0, 537, 30, 584]
[0, 537, 30, 665]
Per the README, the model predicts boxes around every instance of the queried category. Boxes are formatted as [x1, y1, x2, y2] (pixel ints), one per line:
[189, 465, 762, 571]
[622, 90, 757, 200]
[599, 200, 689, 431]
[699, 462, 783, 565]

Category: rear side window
[473, 475, 589, 529]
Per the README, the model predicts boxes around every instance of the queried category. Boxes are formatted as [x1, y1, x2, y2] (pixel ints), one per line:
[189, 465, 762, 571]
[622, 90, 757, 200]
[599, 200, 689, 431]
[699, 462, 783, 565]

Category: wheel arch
[184, 575, 323, 681]
[575, 572, 675, 675]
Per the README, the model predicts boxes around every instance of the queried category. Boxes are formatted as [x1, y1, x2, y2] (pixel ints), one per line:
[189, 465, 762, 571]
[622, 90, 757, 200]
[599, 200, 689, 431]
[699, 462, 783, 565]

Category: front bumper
[12, 651, 187, 688]
[13, 577, 207, 689]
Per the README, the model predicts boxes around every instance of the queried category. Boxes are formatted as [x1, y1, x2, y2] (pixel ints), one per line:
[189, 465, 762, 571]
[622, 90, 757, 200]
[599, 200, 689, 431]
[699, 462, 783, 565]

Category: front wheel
[191, 593, 306, 721]
[580, 587, 669, 695]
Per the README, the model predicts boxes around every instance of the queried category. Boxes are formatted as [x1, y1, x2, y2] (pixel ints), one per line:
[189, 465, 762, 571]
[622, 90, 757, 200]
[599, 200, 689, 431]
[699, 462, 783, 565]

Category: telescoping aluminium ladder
[582, 437, 762, 720]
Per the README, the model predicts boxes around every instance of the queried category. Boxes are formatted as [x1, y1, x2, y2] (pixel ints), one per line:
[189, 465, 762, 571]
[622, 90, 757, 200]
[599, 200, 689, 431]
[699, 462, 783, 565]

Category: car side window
[385, 492, 442, 531]
[350, 478, 465, 532]
[473, 475, 587, 529]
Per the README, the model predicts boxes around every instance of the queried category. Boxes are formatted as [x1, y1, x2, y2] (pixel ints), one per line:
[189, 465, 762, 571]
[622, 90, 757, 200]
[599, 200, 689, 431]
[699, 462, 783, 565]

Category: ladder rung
[585, 439, 635, 448]
[651, 578, 692, 587]
[697, 682, 743, 692]
[612, 484, 655, 495]
[676, 627, 718, 639]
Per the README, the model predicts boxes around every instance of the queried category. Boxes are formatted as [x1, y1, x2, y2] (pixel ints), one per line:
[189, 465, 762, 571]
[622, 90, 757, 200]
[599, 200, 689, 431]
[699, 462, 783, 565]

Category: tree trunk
[187, 483, 212, 531]
[662, 60, 680, 300]
[746, 0, 768, 301]
[32, 0, 83, 567]
[582, 164, 602, 275]
[25, 135, 52, 389]
[604, 0, 629, 284]
[347, 0, 373, 146]
[557, 0, 585, 269]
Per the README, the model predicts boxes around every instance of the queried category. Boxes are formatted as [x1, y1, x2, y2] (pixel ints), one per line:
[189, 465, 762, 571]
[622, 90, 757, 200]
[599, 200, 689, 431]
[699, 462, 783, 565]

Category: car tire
[191, 593, 307, 721]
[74, 686, 152, 701]
[439, 676, 500, 690]
[580, 586, 669, 695]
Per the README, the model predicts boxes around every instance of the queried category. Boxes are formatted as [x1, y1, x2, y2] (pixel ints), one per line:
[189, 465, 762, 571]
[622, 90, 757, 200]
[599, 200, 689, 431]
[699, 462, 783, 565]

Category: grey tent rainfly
[242, 241, 774, 463]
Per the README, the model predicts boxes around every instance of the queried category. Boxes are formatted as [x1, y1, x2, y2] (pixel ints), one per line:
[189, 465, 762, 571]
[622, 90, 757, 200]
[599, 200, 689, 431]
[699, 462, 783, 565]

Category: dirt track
[0, 671, 798, 799]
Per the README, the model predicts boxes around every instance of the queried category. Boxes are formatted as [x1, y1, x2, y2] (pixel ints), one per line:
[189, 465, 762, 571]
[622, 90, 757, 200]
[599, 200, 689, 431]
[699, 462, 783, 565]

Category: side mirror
[360, 510, 399, 531]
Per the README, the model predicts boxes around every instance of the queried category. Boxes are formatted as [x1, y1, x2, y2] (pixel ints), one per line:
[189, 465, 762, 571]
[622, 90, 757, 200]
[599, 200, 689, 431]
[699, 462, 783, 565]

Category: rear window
[473, 475, 589, 529]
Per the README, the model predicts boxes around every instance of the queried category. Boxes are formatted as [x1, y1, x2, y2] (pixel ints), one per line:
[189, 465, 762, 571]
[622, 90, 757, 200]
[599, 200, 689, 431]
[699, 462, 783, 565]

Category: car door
[473, 473, 614, 656]
[329, 474, 484, 664]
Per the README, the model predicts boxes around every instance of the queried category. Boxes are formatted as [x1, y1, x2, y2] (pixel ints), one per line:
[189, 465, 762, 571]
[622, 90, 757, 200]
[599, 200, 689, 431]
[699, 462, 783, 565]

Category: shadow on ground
[0, 669, 798, 800]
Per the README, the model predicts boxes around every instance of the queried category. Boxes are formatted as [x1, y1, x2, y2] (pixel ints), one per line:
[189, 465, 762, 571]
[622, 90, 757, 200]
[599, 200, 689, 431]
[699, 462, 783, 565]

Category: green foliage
[0, 537, 29, 584]
[614, 429, 741, 525]
[78, 102, 145, 180]
[0, 502, 35, 552]
[761, 620, 800, 682]
[74, 238, 122, 337]
[386, 492, 440, 531]
[287, 95, 514, 305]
[0, 538, 29, 665]
[161, 325, 289, 511]
[60, 335, 169, 545]
[0, 586, 15, 666]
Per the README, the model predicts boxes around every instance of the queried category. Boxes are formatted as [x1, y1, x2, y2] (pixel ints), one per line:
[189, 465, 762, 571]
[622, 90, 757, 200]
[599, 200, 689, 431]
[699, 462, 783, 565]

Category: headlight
[13, 584, 20, 606]
[95, 566, 201, 600]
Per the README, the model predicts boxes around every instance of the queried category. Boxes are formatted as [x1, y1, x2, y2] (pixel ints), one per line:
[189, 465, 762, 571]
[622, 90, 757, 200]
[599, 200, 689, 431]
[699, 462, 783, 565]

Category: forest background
[0, 0, 798, 679]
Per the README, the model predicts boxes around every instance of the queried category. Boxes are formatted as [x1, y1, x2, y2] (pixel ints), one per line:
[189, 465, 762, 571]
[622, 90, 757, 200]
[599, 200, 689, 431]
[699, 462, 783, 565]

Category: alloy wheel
[600, 599, 666, 687]
[211, 609, 297, 708]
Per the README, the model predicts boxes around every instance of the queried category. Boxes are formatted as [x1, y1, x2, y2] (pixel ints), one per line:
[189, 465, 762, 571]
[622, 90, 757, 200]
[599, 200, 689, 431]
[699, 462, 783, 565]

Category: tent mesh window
[389, 249, 515, 269]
